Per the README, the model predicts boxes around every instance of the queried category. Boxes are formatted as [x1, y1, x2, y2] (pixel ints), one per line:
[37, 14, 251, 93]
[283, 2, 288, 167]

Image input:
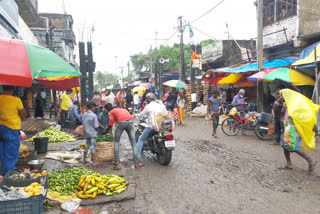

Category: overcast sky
[39, 0, 257, 76]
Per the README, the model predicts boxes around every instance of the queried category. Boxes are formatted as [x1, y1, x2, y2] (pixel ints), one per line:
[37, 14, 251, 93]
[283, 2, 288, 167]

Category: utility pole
[178, 16, 185, 81]
[127, 61, 131, 80]
[120, 67, 124, 87]
[155, 63, 159, 91]
[190, 44, 196, 85]
[87, 42, 95, 100]
[79, 42, 87, 107]
[159, 62, 163, 98]
[149, 45, 153, 74]
[256, 0, 264, 112]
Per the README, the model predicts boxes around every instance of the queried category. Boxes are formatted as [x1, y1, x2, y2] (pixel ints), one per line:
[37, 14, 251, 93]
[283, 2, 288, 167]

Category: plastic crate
[3, 170, 47, 188]
[0, 194, 43, 214]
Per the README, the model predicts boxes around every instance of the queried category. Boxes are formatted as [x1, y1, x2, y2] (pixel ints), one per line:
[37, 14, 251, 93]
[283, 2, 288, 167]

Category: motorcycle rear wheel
[254, 122, 273, 140]
[157, 148, 172, 166]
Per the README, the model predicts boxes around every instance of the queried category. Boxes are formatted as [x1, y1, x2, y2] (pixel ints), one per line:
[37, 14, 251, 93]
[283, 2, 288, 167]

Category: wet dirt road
[47, 117, 320, 214]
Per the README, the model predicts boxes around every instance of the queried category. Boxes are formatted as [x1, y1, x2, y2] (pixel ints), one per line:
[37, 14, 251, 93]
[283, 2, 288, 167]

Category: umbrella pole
[74, 77, 79, 104]
[315, 47, 319, 105]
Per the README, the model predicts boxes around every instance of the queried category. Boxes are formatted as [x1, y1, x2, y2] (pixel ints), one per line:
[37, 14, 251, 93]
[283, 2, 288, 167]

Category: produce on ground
[48, 167, 95, 196]
[26, 127, 76, 142]
[21, 182, 43, 197]
[75, 174, 127, 199]
[9, 169, 47, 180]
[96, 135, 114, 142]
[19, 144, 28, 154]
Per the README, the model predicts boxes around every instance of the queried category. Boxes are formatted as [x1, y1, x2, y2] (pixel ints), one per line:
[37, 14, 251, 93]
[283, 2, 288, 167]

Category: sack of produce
[95, 135, 114, 165]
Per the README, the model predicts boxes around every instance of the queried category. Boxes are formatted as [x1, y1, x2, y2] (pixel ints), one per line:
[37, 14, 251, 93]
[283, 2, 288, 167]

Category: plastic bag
[229, 107, 237, 116]
[281, 89, 320, 151]
[61, 199, 81, 212]
[283, 118, 299, 151]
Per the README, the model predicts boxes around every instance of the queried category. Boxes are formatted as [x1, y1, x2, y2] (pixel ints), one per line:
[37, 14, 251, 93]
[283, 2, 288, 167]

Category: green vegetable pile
[26, 127, 76, 142]
[96, 135, 114, 142]
[48, 167, 95, 195]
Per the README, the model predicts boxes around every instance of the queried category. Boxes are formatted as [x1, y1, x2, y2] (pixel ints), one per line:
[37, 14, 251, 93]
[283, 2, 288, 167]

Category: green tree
[130, 53, 151, 72]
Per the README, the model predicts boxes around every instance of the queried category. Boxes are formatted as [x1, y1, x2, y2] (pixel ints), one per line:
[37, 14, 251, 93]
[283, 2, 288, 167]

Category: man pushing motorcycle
[135, 93, 168, 157]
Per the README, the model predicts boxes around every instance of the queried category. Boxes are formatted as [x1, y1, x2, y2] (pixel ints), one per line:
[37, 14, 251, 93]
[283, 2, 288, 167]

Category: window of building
[263, 0, 297, 26]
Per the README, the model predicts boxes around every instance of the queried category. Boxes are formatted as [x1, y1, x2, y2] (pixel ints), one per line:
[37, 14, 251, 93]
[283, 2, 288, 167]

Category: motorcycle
[253, 112, 273, 140]
[49, 102, 59, 119]
[135, 117, 175, 165]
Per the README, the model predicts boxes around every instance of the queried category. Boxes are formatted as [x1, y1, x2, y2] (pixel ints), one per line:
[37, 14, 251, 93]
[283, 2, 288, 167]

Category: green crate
[0, 194, 43, 214]
[3, 170, 47, 188]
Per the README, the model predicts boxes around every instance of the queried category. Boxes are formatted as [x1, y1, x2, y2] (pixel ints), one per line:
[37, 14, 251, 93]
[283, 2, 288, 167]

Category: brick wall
[263, 16, 297, 48]
[40, 17, 65, 29]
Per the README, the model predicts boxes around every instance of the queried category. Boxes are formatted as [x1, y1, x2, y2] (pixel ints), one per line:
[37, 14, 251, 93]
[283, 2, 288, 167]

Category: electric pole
[87, 42, 95, 100]
[256, 0, 264, 112]
[149, 45, 153, 74]
[127, 61, 131, 80]
[178, 16, 185, 81]
[79, 42, 87, 107]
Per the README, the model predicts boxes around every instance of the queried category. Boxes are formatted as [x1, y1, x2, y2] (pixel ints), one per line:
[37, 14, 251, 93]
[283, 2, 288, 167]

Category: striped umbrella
[0, 37, 80, 87]
[163, 80, 187, 89]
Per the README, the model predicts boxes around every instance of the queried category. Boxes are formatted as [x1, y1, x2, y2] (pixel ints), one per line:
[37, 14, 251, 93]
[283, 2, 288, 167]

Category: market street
[44, 117, 320, 214]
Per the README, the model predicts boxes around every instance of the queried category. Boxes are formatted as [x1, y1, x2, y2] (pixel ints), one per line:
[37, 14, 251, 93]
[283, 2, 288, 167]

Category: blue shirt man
[69, 101, 82, 124]
[97, 109, 109, 136]
[232, 89, 247, 114]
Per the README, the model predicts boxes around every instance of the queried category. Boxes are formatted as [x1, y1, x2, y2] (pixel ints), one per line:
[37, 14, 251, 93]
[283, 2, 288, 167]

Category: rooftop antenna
[62, 0, 67, 14]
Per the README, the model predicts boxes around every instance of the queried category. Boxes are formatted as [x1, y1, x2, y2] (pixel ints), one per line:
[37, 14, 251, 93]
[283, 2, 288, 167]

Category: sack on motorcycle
[151, 112, 174, 132]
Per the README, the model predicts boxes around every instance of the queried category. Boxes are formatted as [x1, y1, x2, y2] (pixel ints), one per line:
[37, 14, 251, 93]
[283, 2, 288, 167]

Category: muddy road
[46, 117, 320, 214]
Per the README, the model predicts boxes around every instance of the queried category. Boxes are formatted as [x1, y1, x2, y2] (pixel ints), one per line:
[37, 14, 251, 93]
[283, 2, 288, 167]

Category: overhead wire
[190, 0, 226, 24]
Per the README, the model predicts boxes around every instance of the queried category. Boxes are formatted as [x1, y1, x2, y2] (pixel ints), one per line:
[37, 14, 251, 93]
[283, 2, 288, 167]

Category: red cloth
[108, 108, 133, 126]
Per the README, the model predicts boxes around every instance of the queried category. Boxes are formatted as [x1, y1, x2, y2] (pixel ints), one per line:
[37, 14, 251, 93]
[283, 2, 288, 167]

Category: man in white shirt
[102, 89, 114, 105]
[136, 93, 167, 157]
[191, 90, 197, 110]
[133, 91, 140, 111]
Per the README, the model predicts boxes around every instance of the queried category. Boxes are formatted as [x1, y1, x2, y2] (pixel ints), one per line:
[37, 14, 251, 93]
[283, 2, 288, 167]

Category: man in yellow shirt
[0, 85, 26, 176]
[59, 88, 73, 129]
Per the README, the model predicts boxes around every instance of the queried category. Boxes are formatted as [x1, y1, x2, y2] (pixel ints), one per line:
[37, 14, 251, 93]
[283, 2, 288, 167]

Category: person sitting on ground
[82, 102, 99, 166]
[97, 104, 109, 136]
[69, 101, 82, 126]
[208, 90, 224, 138]
[105, 103, 144, 170]
[136, 93, 168, 157]
[232, 89, 247, 117]
[0, 85, 26, 176]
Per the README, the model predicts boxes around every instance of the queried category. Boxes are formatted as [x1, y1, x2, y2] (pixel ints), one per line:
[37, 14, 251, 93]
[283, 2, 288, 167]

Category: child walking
[82, 101, 99, 166]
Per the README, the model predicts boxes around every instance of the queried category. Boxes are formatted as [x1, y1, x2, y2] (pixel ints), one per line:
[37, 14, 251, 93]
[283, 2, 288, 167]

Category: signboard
[0, 0, 19, 31]
[201, 41, 223, 64]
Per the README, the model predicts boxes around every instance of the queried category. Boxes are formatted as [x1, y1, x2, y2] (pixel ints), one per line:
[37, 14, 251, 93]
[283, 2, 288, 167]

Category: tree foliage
[200, 39, 216, 47]
[94, 71, 118, 89]
[130, 43, 192, 73]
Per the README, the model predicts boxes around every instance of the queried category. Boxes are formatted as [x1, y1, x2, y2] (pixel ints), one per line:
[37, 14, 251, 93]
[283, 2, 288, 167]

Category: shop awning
[261, 68, 315, 86]
[292, 41, 320, 66]
[224, 57, 297, 73]
[247, 68, 275, 81]
[218, 73, 243, 84]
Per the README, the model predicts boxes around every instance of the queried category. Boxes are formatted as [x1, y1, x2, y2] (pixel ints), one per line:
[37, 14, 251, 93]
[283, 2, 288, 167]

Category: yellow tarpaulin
[292, 44, 320, 66]
[281, 89, 320, 151]
[218, 73, 243, 84]
[46, 75, 78, 81]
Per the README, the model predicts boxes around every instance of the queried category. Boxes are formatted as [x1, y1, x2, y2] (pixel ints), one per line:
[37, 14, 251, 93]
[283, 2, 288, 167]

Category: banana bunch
[75, 174, 127, 199]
